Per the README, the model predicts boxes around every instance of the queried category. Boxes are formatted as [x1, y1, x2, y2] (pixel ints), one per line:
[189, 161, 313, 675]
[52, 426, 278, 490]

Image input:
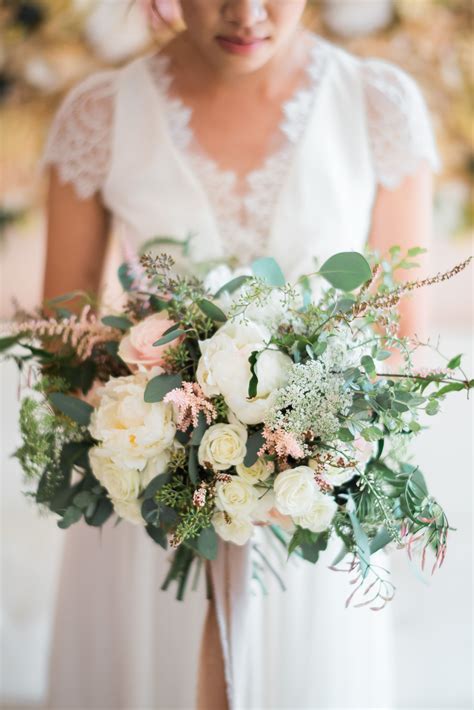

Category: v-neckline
[144, 34, 331, 262]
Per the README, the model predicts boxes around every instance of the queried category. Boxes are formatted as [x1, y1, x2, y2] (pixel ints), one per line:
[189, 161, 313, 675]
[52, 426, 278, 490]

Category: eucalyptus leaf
[247, 350, 260, 398]
[361, 355, 376, 377]
[318, 252, 372, 291]
[346, 495, 371, 577]
[145, 524, 168, 549]
[188, 446, 199, 484]
[244, 430, 265, 467]
[141, 498, 160, 524]
[144, 374, 182, 403]
[57, 505, 83, 529]
[101, 315, 133, 331]
[143, 472, 172, 500]
[425, 399, 439, 416]
[195, 526, 218, 560]
[190, 411, 207, 446]
[49, 393, 94, 427]
[117, 262, 135, 291]
[197, 299, 227, 322]
[251, 257, 286, 287]
[153, 329, 186, 346]
[149, 295, 170, 312]
[369, 526, 393, 554]
[361, 425, 384, 442]
[86, 497, 113, 527]
[331, 543, 348, 566]
[214, 275, 251, 298]
[73, 491, 95, 510]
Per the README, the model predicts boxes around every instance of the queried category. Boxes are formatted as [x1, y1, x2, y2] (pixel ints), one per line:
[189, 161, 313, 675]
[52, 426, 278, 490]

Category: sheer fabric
[42, 38, 441, 260]
[42, 34, 441, 710]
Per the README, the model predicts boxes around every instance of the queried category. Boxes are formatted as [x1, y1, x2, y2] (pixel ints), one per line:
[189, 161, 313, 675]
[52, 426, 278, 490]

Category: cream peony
[118, 313, 179, 371]
[215, 475, 258, 516]
[294, 491, 337, 533]
[236, 458, 273, 484]
[212, 511, 253, 545]
[198, 422, 247, 471]
[274, 466, 318, 517]
[196, 320, 292, 425]
[112, 498, 145, 526]
[89, 447, 141, 501]
[89, 373, 176, 470]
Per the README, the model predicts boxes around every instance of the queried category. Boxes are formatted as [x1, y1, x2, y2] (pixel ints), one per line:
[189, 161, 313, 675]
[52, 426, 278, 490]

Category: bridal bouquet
[3, 248, 472, 607]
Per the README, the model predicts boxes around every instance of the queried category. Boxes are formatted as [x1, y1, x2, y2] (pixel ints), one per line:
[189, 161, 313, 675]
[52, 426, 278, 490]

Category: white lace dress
[42, 34, 440, 710]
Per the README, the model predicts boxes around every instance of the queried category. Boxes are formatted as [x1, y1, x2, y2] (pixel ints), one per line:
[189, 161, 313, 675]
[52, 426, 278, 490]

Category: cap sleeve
[41, 70, 117, 200]
[361, 58, 442, 190]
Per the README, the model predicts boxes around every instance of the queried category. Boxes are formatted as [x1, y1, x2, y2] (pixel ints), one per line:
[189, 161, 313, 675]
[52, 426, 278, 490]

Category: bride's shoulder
[358, 55, 441, 187]
[321, 38, 441, 188]
[41, 54, 152, 199]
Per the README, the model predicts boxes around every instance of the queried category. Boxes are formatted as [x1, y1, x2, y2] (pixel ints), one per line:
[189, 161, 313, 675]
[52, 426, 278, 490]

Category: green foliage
[197, 299, 227, 323]
[101, 315, 132, 331]
[318, 252, 372, 291]
[251, 256, 286, 287]
[49, 393, 94, 426]
[144, 374, 182, 402]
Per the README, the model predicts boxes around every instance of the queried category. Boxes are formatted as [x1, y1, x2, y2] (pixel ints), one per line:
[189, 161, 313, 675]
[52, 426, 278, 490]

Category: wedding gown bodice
[43, 34, 440, 280]
[42, 32, 441, 710]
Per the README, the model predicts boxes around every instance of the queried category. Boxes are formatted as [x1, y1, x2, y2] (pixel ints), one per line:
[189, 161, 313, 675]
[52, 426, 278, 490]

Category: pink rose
[118, 313, 180, 371]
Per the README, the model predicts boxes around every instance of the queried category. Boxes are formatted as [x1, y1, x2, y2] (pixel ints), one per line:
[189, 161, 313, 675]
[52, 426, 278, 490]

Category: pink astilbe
[7, 306, 119, 360]
[192, 483, 208, 509]
[258, 426, 305, 462]
[164, 382, 217, 431]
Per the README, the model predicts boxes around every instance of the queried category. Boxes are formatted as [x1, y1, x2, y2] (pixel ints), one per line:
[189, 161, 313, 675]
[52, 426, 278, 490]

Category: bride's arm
[43, 167, 110, 303]
[367, 163, 434, 340]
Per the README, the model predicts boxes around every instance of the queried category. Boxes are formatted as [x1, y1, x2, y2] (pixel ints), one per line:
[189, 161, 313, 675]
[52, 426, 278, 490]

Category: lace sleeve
[41, 70, 117, 200]
[362, 58, 442, 190]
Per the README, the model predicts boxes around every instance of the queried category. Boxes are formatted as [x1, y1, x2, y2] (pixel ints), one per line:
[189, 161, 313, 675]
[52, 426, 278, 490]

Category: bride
[42, 1, 440, 708]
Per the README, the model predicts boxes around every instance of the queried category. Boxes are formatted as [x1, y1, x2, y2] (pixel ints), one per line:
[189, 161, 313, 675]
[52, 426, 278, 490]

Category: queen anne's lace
[42, 71, 117, 200]
[362, 58, 441, 189]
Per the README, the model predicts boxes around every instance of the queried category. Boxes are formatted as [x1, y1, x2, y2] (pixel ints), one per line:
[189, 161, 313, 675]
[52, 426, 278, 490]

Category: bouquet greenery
[2, 247, 472, 608]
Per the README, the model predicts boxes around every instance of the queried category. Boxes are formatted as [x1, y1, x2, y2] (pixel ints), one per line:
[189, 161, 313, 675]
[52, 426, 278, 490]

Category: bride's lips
[215, 35, 269, 56]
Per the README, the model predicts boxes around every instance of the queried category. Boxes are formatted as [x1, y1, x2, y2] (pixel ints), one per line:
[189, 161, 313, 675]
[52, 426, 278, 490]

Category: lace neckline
[146, 35, 330, 262]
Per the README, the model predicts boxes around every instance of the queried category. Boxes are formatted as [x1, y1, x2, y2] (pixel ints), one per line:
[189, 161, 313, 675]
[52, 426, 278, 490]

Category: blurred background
[0, 1, 472, 708]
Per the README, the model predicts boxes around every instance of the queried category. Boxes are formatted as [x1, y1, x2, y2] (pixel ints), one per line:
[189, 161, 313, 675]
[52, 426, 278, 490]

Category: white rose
[215, 476, 258, 516]
[274, 466, 318, 517]
[89, 447, 141, 501]
[198, 422, 247, 471]
[197, 320, 292, 425]
[112, 498, 145, 526]
[89, 373, 176, 470]
[294, 491, 337, 533]
[212, 511, 253, 545]
[236, 458, 273, 484]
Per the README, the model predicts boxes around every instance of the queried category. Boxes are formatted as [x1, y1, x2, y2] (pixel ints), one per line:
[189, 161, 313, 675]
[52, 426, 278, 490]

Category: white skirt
[46, 522, 394, 709]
